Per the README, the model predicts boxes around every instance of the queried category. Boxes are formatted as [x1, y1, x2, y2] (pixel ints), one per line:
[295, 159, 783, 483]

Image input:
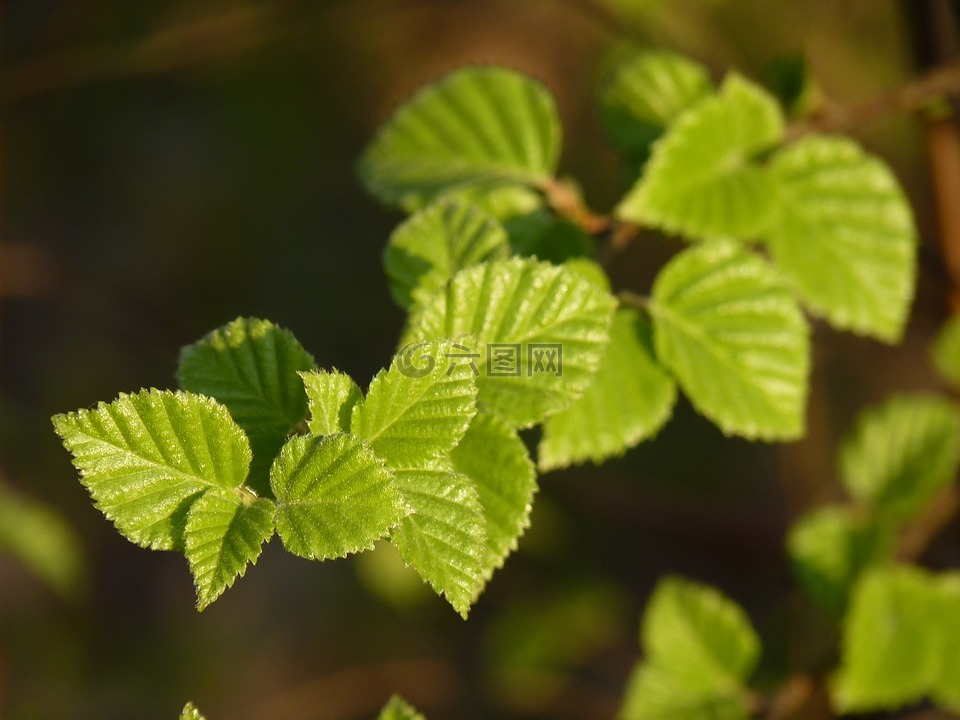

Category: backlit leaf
[767, 136, 916, 343]
[271, 434, 406, 560]
[617, 74, 784, 239]
[301, 370, 364, 436]
[359, 66, 561, 210]
[539, 308, 677, 469]
[53, 390, 251, 550]
[405, 257, 616, 428]
[650, 239, 809, 440]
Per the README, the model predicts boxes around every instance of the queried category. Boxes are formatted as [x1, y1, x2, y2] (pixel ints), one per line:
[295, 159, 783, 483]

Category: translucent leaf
[600, 50, 713, 164]
[931, 574, 960, 713]
[405, 258, 617, 428]
[385, 199, 510, 309]
[450, 412, 537, 576]
[389, 463, 487, 618]
[642, 577, 761, 691]
[650, 239, 809, 440]
[539, 308, 677, 469]
[833, 566, 943, 712]
[184, 491, 275, 610]
[0, 482, 85, 599]
[52, 390, 251, 550]
[301, 370, 363, 436]
[271, 434, 406, 560]
[767, 136, 917, 343]
[616, 74, 784, 239]
[178, 318, 317, 495]
[931, 315, 960, 388]
[359, 66, 561, 210]
[378, 695, 426, 720]
[179, 702, 206, 720]
[839, 394, 960, 523]
[621, 663, 750, 720]
[351, 339, 478, 468]
[787, 506, 893, 616]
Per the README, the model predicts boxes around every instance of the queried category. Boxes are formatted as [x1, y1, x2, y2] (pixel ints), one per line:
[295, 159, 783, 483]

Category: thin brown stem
[537, 177, 612, 235]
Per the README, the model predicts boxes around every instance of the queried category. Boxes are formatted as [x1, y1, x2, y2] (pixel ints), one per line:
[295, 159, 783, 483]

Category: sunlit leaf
[178, 317, 316, 494]
[179, 702, 207, 720]
[840, 394, 960, 523]
[271, 434, 406, 561]
[450, 412, 537, 576]
[359, 66, 561, 210]
[378, 695, 426, 720]
[53, 390, 251, 550]
[405, 257, 616, 428]
[539, 308, 676, 469]
[301, 370, 364, 436]
[767, 136, 917, 343]
[650, 239, 809, 440]
[617, 74, 783, 239]
[385, 199, 510, 308]
[184, 491, 275, 610]
[931, 315, 960, 388]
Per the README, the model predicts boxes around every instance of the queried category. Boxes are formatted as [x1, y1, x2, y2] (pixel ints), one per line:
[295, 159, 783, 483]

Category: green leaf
[359, 66, 561, 210]
[767, 136, 917, 343]
[389, 463, 487, 618]
[271, 434, 406, 560]
[621, 663, 750, 720]
[0, 482, 85, 599]
[177, 317, 317, 495]
[650, 239, 809, 440]
[616, 74, 784, 239]
[405, 257, 617, 428]
[53, 390, 251, 550]
[931, 574, 960, 713]
[787, 506, 894, 616]
[378, 695, 426, 720]
[179, 702, 207, 720]
[301, 370, 364, 436]
[184, 491, 275, 610]
[931, 315, 960, 388]
[642, 577, 761, 691]
[385, 199, 510, 309]
[833, 566, 943, 712]
[351, 339, 478, 468]
[539, 308, 677, 469]
[839, 394, 960, 523]
[600, 50, 713, 165]
[450, 412, 537, 576]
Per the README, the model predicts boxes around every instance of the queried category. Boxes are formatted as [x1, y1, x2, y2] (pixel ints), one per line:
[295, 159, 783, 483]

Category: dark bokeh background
[0, 1, 954, 718]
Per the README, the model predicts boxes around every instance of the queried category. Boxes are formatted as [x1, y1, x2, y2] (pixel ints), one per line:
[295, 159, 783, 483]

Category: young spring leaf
[301, 370, 364, 436]
[177, 317, 317, 496]
[622, 576, 760, 720]
[931, 574, 960, 713]
[351, 339, 478, 468]
[931, 315, 960, 388]
[359, 66, 561, 210]
[787, 505, 894, 616]
[833, 566, 944, 712]
[450, 412, 537, 577]
[388, 463, 487, 618]
[271, 434, 406, 561]
[384, 199, 510, 309]
[767, 136, 917, 343]
[184, 491, 275, 610]
[600, 50, 713, 166]
[404, 257, 616, 428]
[616, 74, 784, 240]
[378, 695, 426, 720]
[53, 389, 251, 551]
[650, 239, 809, 440]
[839, 394, 960, 523]
[539, 308, 677, 470]
[179, 702, 207, 720]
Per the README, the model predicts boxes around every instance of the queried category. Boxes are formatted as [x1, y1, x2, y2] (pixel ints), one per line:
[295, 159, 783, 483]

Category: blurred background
[1, 1, 956, 718]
